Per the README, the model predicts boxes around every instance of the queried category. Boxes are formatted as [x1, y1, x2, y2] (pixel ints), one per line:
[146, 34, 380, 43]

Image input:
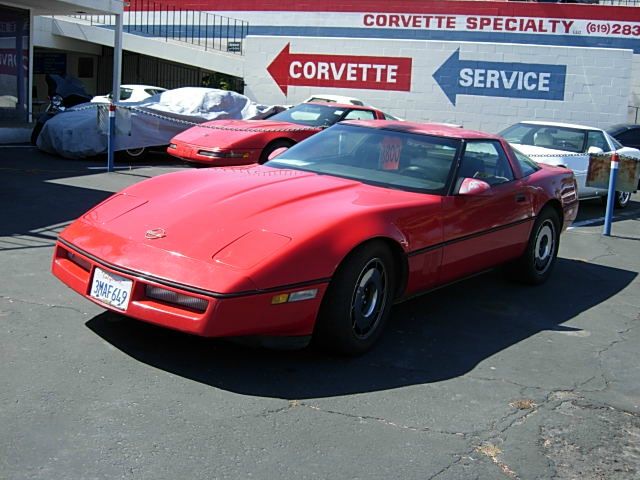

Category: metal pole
[108, 13, 123, 173]
[603, 152, 619, 236]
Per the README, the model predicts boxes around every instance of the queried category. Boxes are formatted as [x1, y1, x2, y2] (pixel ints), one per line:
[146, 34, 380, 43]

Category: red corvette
[166, 102, 390, 166]
[53, 121, 578, 354]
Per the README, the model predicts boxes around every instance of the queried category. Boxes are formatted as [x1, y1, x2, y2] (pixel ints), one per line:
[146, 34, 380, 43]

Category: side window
[511, 147, 540, 177]
[586, 131, 610, 152]
[119, 88, 133, 101]
[343, 109, 375, 121]
[459, 141, 514, 186]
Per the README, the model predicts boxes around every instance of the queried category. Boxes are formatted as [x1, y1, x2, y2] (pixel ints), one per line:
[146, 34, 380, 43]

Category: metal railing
[598, 0, 640, 5]
[69, 0, 249, 55]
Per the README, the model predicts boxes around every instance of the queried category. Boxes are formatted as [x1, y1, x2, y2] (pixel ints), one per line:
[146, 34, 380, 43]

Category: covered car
[91, 84, 167, 104]
[52, 121, 578, 354]
[500, 121, 640, 208]
[36, 88, 283, 159]
[167, 102, 390, 165]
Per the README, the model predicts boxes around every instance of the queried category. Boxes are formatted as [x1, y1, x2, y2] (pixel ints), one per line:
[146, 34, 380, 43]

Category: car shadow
[0, 147, 185, 242]
[0, 149, 112, 241]
[575, 197, 640, 224]
[85, 258, 636, 399]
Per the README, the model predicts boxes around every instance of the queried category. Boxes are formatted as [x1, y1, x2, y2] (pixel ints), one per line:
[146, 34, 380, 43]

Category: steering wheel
[401, 165, 429, 178]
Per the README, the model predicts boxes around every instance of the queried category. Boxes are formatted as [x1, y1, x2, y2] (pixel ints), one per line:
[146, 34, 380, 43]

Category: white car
[301, 94, 404, 121]
[500, 121, 640, 208]
[302, 94, 366, 106]
[91, 84, 167, 103]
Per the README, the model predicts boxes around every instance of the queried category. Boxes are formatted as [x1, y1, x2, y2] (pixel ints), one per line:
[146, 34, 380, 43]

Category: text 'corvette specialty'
[53, 121, 578, 354]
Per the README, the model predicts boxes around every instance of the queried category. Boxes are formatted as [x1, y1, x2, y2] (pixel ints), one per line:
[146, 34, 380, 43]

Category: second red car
[167, 102, 392, 166]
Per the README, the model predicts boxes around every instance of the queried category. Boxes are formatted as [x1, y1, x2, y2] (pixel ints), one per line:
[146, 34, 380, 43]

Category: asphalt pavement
[1, 146, 639, 479]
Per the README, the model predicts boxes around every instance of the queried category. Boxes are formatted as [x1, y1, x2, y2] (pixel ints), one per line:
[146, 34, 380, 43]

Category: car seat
[533, 131, 555, 149]
[458, 154, 485, 179]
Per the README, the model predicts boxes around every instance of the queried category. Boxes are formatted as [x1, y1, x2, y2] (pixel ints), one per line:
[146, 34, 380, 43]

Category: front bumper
[52, 241, 328, 338]
[167, 141, 260, 166]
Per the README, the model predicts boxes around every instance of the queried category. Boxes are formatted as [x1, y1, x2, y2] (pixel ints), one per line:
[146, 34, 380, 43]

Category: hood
[78, 166, 425, 265]
[172, 119, 319, 148]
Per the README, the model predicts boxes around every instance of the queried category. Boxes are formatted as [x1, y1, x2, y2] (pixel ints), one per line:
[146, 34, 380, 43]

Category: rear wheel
[615, 191, 631, 209]
[314, 241, 396, 355]
[512, 207, 560, 285]
[600, 191, 631, 209]
[118, 147, 147, 161]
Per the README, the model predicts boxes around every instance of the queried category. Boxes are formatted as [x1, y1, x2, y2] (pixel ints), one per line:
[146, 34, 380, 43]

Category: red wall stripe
[125, 1, 640, 22]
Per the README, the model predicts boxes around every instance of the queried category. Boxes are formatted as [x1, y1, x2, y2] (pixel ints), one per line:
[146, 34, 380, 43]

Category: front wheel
[512, 208, 560, 285]
[259, 140, 293, 164]
[313, 241, 396, 355]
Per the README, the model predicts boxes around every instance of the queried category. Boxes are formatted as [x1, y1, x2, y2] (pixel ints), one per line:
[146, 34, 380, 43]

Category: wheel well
[260, 138, 295, 163]
[542, 199, 563, 226]
[339, 237, 408, 301]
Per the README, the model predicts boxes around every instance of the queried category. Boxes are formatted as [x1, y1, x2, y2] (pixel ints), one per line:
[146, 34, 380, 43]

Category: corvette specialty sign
[362, 13, 639, 39]
[267, 43, 412, 95]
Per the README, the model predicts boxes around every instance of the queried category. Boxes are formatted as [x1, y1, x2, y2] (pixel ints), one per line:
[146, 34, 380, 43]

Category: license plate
[90, 267, 133, 311]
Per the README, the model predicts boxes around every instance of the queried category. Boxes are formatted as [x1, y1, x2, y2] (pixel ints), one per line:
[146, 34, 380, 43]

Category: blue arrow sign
[433, 49, 567, 106]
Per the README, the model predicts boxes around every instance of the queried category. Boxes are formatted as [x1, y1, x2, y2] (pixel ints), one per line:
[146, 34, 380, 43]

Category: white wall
[244, 36, 633, 133]
[631, 56, 640, 123]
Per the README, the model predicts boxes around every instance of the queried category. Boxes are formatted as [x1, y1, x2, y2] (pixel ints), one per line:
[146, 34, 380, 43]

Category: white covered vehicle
[500, 121, 640, 209]
[37, 87, 284, 159]
[91, 84, 167, 104]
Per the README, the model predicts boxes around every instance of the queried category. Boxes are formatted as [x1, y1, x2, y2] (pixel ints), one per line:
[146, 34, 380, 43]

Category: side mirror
[267, 146, 289, 160]
[458, 177, 491, 196]
[587, 146, 604, 154]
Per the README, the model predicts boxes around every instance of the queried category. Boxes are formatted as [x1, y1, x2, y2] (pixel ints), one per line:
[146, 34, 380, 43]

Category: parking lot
[1, 146, 639, 479]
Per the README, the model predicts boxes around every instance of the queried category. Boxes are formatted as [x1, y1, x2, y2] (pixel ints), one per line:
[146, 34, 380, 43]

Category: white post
[107, 13, 123, 172]
[112, 13, 123, 103]
[28, 8, 33, 123]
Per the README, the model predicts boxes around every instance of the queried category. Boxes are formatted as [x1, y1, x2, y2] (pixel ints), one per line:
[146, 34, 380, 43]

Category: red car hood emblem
[145, 228, 166, 239]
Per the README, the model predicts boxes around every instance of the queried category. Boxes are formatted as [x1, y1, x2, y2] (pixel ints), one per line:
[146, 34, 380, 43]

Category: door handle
[515, 193, 527, 203]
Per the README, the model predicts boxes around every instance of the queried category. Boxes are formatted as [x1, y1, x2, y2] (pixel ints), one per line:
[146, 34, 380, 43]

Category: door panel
[439, 182, 533, 284]
[439, 140, 533, 284]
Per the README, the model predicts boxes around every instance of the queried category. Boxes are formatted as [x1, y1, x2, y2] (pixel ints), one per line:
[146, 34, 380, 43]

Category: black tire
[313, 241, 396, 355]
[600, 191, 631, 209]
[30, 123, 43, 145]
[118, 147, 147, 161]
[259, 140, 293, 164]
[512, 207, 560, 285]
[615, 191, 631, 209]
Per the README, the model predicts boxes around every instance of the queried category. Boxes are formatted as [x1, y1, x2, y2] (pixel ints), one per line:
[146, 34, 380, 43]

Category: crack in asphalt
[297, 401, 467, 437]
[426, 450, 471, 479]
[0, 295, 89, 317]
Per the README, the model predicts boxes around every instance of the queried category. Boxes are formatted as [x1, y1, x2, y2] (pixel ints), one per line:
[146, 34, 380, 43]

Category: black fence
[70, 0, 249, 55]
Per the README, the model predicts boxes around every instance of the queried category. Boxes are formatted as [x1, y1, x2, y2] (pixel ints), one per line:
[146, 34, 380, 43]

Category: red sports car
[52, 121, 578, 354]
[166, 102, 390, 166]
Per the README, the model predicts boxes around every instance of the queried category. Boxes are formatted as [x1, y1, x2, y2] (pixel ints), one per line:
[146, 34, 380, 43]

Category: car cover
[36, 87, 285, 159]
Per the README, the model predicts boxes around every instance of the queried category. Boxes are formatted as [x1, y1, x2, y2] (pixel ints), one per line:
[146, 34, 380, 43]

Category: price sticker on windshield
[379, 137, 402, 171]
[90, 268, 133, 311]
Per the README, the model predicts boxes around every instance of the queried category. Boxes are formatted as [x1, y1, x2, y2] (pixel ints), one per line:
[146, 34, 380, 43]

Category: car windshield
[119, 88, 134, 101]
[500, 123, 587, 153]
[268, 103, 365, 128]
[265, 124, 461, 194]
